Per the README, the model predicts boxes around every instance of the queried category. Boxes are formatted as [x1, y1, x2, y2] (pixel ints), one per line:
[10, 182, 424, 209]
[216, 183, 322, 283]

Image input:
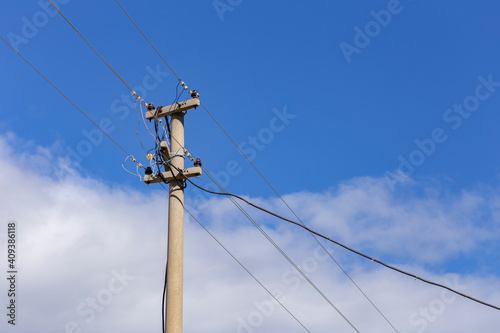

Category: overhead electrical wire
[0, 35, 138, 163]
[47, 0, 147, 106]
[111, 3, 399, 330]
[176, 174, 500, 313]
[113, 0, 181, 82]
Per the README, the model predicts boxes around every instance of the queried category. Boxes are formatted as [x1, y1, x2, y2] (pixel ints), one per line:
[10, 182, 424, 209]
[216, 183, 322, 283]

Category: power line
[319, 243, 399, 332]
[182, 175, 500, 313]
[157, 183, 311, 332]
[47, 0, 147, 105]
[0, 35, 136, 161]
[113, 0, 181, 82]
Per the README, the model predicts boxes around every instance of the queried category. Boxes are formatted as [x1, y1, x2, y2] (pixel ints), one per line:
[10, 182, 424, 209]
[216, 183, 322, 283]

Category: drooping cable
[182, 175, 500, 312]
[122, 156, 143, 180]
[140, 104, 157, 142]
[162, 259, 168, 333]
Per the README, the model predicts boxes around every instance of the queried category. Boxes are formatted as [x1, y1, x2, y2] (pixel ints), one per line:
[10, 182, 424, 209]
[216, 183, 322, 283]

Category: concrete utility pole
[144, 95, 202, 333]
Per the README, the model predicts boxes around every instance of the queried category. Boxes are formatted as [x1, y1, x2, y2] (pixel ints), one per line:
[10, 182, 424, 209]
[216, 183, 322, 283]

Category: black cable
[166, 117, 172, 144]
[165, 83, 182, 143]
[162, 260, 168, 333]
[182, 175, 500, 312]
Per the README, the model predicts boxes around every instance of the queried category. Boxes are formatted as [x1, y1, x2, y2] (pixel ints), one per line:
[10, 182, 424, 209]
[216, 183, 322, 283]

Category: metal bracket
[144, 166, 202, 184]
[160, 141, 171, 160]
[145, 98, 200, 119]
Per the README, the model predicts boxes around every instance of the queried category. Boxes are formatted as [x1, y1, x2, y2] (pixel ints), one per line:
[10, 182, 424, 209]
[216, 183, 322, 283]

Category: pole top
[145, 98, 200, 119]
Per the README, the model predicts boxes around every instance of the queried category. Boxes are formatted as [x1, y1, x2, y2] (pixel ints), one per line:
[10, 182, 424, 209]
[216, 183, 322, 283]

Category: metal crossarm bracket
[144, 166, 202, 184]
[160, 141, 171, 160]
[146, 98, 200, 119]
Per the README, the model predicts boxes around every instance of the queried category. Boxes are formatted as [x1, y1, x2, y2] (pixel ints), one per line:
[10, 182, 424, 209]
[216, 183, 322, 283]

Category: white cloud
[0, 133, 499, 333]
[270, 177, 500, 265]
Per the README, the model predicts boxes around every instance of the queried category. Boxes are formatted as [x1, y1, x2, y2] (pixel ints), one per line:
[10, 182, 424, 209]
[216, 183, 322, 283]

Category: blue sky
[2, 0, 500, 193]
[1, 1, 500, 332]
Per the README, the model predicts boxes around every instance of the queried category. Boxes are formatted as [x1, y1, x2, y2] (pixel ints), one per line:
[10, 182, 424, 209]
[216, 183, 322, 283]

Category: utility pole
[144, 94, 202, 333]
